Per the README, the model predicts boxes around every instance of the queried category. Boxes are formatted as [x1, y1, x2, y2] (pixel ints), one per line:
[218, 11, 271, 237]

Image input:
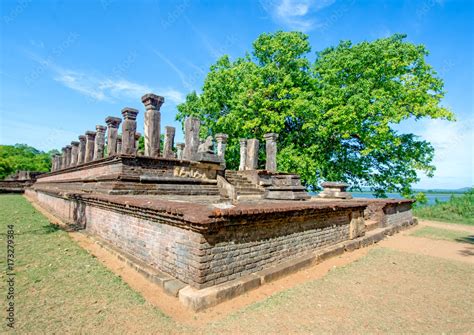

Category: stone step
[235, 186, 264, 192]
[236, 194, 264, 201]
[365, 219, 379, 232]
[231, 183, 258, 189]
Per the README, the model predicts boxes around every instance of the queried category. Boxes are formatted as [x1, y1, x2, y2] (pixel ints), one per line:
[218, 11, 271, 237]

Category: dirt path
[417, 219, 474, 233]
[377, 219, 474, 263]
[380, 234, 474, 263]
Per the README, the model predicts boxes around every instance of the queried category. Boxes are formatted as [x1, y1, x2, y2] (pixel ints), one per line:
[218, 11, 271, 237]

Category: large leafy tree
[177, 32, 453, 196]
[0, 144, 54, 179]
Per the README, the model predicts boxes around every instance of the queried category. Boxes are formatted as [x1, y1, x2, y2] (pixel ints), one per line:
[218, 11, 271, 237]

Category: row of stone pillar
[51, 106, 144, 171]
[239, 133, 278, 172]
[50, 93, 228, 172]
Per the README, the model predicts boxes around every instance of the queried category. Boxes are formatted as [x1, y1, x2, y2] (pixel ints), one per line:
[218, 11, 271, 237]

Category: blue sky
[0, 0, 472, 189]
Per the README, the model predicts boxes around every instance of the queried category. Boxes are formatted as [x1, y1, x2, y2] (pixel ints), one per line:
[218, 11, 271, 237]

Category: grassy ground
[414, 188, 474, 225]
[1, 194, 473, 333]
[410, 226, 474, 244]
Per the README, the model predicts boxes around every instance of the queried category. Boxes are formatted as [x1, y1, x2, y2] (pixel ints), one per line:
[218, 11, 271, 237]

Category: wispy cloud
[261, 0, 336, 32]
[31, 57, 185, 105]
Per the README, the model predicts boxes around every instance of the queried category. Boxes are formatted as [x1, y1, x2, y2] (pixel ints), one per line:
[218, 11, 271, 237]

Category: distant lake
[308, 192, 461, 206]
[350, 192, 460, 206]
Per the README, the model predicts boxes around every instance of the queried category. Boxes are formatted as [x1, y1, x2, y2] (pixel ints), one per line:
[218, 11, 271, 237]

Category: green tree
[177, 32, 453, 197]
[0, 144, 53, 179]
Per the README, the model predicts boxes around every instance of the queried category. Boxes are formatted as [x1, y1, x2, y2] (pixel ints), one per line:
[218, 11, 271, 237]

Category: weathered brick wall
[384, 203, 413, 226]
[198, 212, 351, 287]
[37, 156, 222, 184]
[29, 189, 360, 289]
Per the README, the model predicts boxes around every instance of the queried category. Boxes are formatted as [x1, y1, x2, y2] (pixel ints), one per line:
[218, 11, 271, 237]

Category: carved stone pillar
[215, 133, 228, 166]
[246, 139, 259, 170]
[84, 131, 96, 163]
[183, 117, 200, 160]
[93, 125, 106, 160]
[141, 93, 164, 158]
[51, 154, 59, 171]
[65, 145, 72, 168]
[70, 141, 79, 167]
[176, 143, 185, 160]
[77, 135, 86, 165]
[121, 107, 139, 155]
[105, 116, 121, 157]
[239, 139, 247, 171]
[135, 132, 141, 155]
[264, 133, 278, 172]
[163, 126, 176, 158]
[60, 147, 67, 169]
[116, 135, 122, 154]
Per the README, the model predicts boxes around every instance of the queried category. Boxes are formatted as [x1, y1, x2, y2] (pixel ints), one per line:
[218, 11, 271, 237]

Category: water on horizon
[350, 192, 460, 206]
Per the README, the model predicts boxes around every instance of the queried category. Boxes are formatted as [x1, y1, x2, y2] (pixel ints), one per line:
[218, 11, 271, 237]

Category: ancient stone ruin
[0, 171, 43, 193]
[25, 92, 417, 311]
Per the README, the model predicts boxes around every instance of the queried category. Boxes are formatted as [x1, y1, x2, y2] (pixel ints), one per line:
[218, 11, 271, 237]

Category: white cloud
[261, 0, 336, 32]
[53, 68, 185, 105]
[27, 56, 185, 105]
[414, 118, 474, 189]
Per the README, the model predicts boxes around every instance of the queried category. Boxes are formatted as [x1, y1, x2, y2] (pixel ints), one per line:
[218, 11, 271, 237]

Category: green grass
[0, 194, 185, 334]
[410, 226, 473, 244]
[413, 188, 474, 225]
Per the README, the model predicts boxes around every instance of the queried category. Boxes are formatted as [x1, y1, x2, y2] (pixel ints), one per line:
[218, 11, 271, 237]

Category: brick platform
[25, 154, 416, 310]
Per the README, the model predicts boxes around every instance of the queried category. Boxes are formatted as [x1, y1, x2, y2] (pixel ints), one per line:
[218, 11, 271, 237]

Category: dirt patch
[379, 219, 474, 262]
[418, 219, 474, 233]
[70, 230, 372, 326]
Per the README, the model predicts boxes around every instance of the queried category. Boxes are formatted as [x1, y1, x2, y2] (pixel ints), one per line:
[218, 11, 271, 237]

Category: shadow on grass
[11, 224, 61, 235]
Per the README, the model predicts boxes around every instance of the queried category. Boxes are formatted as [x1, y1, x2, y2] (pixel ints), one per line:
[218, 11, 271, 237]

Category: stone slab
[164, 279, 187, 297]
[256, 253, 316, 284]
[179, 274, 261, 311]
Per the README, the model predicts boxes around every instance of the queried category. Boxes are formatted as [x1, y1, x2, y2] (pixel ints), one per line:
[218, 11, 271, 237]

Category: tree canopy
[176, 31, 453, 197]
[0, 144, 55, 180]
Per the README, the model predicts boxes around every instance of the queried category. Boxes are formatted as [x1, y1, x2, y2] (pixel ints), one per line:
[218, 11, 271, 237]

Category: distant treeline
[0, 144, 58, 180]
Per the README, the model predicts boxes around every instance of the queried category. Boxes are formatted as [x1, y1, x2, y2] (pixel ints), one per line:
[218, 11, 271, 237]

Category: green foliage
[0, 144, 54, 179]
[413, 188, 474, 225]
[177, 31, 453, 195]
[413, 192, 428, 207]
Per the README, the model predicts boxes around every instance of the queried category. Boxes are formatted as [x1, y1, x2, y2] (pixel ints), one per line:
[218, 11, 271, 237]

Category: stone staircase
[225, 170, 265, 200]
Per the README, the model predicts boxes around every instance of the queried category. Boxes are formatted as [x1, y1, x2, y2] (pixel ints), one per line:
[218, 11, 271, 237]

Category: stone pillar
[141, 93, 164, 158]
[215, 133, 228, 165]
[60, 147, 67, 169]
[246, 139, 259, 170]
[51, 154, 58, 171]
[264, 133, 278, 172]
[135, 132, 141, 154]
[77, 135, 86, 165]
[55, 155, 60, 171]
[65, 145, 72, 168]
[84, 131, 96, 163]
[183, 117, 200, 160]
[70, 141, 79, 167]
[239, 139, 247, 171]
[105, 116, 121, 157]
[121, 107, 139, 155]
[93, 125, 106, 160]
[116, 135, 122, 154]
[176, 143, 185, 160]
[163, 126, 176, 158]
